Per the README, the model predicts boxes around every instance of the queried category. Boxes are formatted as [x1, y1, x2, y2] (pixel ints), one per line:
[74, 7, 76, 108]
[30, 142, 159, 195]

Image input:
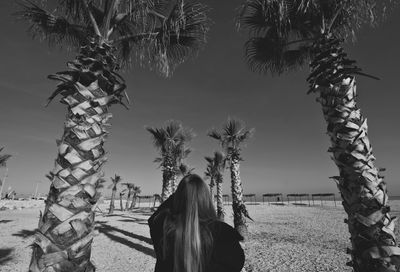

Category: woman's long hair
[163, 174, 217, 272]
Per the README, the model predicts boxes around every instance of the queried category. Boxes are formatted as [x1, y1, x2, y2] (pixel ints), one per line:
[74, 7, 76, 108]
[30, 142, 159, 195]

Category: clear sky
[0, 0, 399, 198]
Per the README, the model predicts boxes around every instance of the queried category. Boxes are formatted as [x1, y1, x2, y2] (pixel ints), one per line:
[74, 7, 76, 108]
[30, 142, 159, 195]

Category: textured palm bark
[171, 174, 178, 193]
[29, 41, 125, 272]
[161, 166, 174, 201]
[309, 35, 400, 272]
[108, 189, 116, 214]
[0, 167, 8, 199]
[216, 178, 224, 221]
[230, 158, 248, 238]
[125, 188, 132, 211]
[209, 178, 214, 199]
[129, 193, 138, 210]
[119, 193, 124, 211]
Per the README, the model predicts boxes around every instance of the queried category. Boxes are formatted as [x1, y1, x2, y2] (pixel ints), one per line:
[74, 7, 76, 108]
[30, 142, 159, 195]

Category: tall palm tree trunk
[125, 189, 132, 211]
[170, 174, 178, 193]
[0, 167, 8, 199]
[230, 158, 247, 238]
[129, 193, 137, 210]
[309, 35, 399, 272]
[161, 167, 174, 201]
[209, 178, 214, 199]
[216, 179, 224, 221]
[108, 188, 116, 214]
[29, 41, 124, 272]
[119, 193, 124, 211]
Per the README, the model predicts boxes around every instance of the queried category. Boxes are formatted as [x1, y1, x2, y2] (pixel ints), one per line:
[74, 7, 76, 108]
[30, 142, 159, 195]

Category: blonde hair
[163, 174, 217, 272]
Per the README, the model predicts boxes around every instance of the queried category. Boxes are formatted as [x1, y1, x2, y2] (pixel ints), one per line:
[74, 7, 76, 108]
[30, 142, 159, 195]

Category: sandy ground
[1, 200, 400, 272]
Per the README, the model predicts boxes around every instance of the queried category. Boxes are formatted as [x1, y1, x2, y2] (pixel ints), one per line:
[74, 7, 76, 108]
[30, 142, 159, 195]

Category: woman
[148, 174, 245, 272]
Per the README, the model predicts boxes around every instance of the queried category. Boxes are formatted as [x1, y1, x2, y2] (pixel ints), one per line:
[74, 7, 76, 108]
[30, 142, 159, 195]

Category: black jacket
[148, 194, 245, 272]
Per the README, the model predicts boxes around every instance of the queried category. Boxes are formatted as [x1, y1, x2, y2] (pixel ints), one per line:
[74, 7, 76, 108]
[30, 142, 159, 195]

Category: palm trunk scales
[230, 158, 247, 237]
[108, 189, 116, 214]
[161, 166, 174, 201]
[216, 179, 224, 221]
[309, 35, 400, 272]
[125, 188, 132, 211]
[29, 41, 125, 272]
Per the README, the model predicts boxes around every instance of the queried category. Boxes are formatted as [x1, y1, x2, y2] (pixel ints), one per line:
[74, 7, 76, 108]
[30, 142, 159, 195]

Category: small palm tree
[238, 0, 399, 270]
[129, 185, 141, 209]
[205, 151, 226, 220]
[108, 174, 122, 214]
[119, 189, 127, 211]
[0, 147, 12, 200]
[147, 120, 194, 200]
[209, 119, 254, 237]
[123, 182, 136, 210]
[16, 1, 210, 270]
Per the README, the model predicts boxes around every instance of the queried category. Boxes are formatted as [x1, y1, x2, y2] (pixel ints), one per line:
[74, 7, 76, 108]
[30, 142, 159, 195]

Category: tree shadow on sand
[130, 207, 155, 216]
[0, 248, 14, 266]
[105, 214, 149, 225]
[13, 229, 36, 238]
[96, 222, 155, 258]
[117, 218, 149, 225]
[0, 220, 13, 224]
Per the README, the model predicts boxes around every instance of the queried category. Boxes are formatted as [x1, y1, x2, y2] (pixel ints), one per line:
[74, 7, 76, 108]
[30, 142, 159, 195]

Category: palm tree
[204, 163, 215, 196]
[205, 151, 226, 220]
[209, 119, 254, 238]
[0, 147, 12, 200]
[238, 0, 399, 270]
[123, 182, 136, 210]
[119, 189, 127, 211]
[16, 1, 210, 270]
[147, 120, 194, 201]
[129, 185, 141, 209]
[108, 174, 122, 214]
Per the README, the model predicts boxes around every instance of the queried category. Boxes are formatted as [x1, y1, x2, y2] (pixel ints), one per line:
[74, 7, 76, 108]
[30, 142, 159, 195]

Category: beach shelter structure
[137, 195, 154, 208]
[311, 193, 337, 207]
[243, 193, 257, 204]
[222, 194, 230, 204]
[262, 193, 283, 205]
[287, 193, 310, 206]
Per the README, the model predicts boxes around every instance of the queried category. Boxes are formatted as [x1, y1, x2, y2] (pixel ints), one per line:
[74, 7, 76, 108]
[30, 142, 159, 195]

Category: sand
[1, 200, 400, 272]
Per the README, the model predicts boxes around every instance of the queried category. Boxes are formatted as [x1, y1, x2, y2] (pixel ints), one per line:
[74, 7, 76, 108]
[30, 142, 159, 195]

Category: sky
[0, 1, 400, 198]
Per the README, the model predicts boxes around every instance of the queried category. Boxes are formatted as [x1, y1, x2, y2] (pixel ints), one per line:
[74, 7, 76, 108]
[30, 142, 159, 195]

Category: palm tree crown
[110, 174, 122, 190]
[16, 0, 211, 77]
[237, 0, 395, 75]
[147, 120, 194, 170]
[205, 151, 225, 181]
[208, 119, 254, 162]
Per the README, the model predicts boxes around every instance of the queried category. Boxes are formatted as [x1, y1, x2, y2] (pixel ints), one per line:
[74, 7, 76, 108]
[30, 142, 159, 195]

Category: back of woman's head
[165, 174, 217, 272]
[173, 174, 216, 220]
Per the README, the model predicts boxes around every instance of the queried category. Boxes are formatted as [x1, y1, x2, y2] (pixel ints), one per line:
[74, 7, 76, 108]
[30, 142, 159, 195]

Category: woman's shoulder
[208, 220, 244, 242]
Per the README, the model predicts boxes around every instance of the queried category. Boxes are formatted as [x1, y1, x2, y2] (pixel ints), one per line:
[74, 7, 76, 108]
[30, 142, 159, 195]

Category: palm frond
[238, 0, 399, 75]
[16, 1, 90, 49]
[0, 148, 12, 167]
[146, 126, 166, 149]
[245, 34, 312, 74]
[207, 129, 222, 141]
[57, 0, 89, 22]
[209, 118, 253, 157]
[237, 0, 294, 36]
[114, 0, 211, 76]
